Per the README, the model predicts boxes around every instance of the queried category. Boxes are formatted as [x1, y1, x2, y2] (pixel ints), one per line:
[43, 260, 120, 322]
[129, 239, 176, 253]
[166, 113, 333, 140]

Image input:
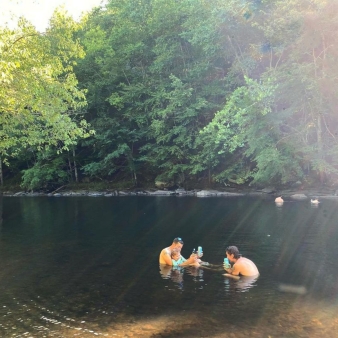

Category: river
[0, 195, 337, 337]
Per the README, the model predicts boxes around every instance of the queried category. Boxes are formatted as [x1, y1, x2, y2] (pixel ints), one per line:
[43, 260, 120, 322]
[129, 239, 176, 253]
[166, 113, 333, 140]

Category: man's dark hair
[226, 246, 241, 259]
[173, 237, 184, 244]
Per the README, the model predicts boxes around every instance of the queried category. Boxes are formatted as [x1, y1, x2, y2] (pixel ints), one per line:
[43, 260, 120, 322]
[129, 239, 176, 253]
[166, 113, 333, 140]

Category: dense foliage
[2, 0, 338, 190]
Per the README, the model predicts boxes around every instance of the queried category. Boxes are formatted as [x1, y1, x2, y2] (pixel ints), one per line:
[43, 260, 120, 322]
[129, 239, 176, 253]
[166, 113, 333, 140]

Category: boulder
[150, 190, 175, 196]
[196, 190, 217, 197]
[260, 187, 276, 194]
[14, 191, 26, 196]
[175, 188, 187, 195]
[88, 192, 103, 197]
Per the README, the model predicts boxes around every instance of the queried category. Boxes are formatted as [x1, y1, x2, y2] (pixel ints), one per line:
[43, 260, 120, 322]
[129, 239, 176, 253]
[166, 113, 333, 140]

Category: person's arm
[225, 262, 240, 276]
[223, 273, 240, 280]
[179, 254, 197, 266]
[160, 249, 173, 266]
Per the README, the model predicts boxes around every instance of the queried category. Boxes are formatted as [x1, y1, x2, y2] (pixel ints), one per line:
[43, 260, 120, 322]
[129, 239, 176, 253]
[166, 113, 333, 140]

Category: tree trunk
[73, 148, 78, 183]
[68, 155, 73, 182]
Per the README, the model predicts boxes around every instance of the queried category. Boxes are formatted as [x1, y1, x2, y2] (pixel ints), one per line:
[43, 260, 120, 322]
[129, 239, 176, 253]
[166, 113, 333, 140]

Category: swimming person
[159, 237, 197, 266]
[223, 246, 259, 277]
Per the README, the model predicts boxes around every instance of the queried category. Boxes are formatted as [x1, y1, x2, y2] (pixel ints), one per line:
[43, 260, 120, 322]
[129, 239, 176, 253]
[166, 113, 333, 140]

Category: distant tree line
[1, 0, 338, 190]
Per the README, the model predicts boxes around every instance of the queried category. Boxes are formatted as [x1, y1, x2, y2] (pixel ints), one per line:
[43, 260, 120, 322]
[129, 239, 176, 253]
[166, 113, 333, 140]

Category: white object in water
[311, 199, 319, 204]
[278, 283, 307, 295]
[275, 196, 284, 203]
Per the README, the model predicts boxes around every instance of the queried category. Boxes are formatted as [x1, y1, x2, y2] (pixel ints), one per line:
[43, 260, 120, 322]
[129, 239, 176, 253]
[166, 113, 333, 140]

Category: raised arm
[179, 254, 197, 266]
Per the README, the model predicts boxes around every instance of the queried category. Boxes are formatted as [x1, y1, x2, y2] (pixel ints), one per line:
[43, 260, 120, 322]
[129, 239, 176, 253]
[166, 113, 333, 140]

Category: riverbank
[2, 185, 338, 200]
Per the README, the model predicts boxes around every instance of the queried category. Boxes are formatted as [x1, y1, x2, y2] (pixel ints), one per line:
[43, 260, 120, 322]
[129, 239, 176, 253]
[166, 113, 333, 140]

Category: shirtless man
[223, 246, 259, 277]
[159, 237, 197, 266]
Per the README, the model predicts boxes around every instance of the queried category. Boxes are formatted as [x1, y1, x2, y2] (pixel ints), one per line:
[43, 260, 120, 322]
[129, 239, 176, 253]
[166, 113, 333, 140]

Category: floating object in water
[275, 196, 284, 203]
[311, 199, 320, 204]
[278, 283, 307, 295]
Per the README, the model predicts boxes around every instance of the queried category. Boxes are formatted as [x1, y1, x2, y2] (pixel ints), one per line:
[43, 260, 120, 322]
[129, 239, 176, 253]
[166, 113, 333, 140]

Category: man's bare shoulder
[160, 247, 171, 257]
[235, 257, 259, 276]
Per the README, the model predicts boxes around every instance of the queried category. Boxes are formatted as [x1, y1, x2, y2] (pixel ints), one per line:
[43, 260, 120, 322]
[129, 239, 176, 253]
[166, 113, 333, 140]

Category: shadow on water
[1, 196, 338, 337]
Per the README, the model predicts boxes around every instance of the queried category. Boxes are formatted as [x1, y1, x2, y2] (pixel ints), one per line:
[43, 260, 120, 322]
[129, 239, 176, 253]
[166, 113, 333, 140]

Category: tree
[0, 8, 93, 185]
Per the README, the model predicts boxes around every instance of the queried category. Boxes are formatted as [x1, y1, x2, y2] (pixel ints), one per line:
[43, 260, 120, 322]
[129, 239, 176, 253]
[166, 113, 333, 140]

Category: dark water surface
[1, 196, 338, 337]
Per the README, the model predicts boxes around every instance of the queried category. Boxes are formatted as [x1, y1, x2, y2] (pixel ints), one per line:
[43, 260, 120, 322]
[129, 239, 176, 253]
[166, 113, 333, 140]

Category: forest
[1, 0, 338, 191]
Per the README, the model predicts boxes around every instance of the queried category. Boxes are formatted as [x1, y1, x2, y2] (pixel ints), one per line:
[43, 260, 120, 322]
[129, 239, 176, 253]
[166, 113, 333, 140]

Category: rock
[88, 192, 103, 197]
[149, 190, 175, 196]
[27, 192, 44, 196]
[290, 193, 307, 200]
[175, 188, 186, 195]
[136, 190, 148, 195]
[196, 190, 217, 197]
[217, 192, 245, 196]
[260, 187, 276, 194]
[14, 191, 26, 196]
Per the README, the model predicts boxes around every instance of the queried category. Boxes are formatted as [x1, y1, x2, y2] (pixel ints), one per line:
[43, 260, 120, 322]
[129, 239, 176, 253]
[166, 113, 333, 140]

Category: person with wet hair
[224, 246, 259, 277]
[159, 237, 197, 266]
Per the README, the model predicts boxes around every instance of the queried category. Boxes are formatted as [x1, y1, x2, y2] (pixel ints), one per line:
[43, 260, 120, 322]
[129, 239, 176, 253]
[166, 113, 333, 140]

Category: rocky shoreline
[3, 186, 338, 200]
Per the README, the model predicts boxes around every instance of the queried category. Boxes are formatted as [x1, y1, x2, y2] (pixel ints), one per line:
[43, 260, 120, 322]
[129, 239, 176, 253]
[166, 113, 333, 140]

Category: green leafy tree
[203, 77, 303, 185]
[0, 9, 93, 186]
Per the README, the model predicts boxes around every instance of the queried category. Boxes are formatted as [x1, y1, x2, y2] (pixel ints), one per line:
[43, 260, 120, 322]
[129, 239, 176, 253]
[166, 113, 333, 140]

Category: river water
[0, 195, 338, 337]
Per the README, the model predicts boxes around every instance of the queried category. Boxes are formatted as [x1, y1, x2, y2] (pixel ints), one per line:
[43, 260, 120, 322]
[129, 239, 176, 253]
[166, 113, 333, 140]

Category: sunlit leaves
[0, 9, 92, 162]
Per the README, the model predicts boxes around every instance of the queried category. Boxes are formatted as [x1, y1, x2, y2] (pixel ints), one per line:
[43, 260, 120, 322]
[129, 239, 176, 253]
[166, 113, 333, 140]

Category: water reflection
[159, 264, 185, 290]
[2, 196, 338, 337]
[160, 262, 261, 294]
[185, 266, 204, 283]
[159, 265, 206, 290]
[234, 275, 259, 292]
[223, 275, 259, 292]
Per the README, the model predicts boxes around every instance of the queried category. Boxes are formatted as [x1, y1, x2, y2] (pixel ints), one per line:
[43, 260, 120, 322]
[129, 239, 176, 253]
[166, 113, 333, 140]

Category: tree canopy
[0, 9, 92, 162]
[2, 0, 338, 190]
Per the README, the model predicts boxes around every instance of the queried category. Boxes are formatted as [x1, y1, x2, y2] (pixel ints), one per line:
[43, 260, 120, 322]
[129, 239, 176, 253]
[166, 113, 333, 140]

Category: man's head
[226, 246, 241, 262]
[172, 237, 184, 250]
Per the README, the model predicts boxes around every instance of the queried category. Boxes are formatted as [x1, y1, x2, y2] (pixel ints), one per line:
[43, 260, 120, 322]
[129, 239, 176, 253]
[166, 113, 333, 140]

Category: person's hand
[223, 265, 232, 273]
[188, 254, 198, 263]
[223, 265, 228, 271]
